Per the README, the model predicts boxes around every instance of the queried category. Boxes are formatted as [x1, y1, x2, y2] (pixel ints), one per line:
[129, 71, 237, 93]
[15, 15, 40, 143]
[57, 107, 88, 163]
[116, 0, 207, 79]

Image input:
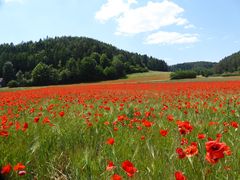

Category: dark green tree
[90, 52, 101, 64]
[112, 56, 126, 77]
[16, 70, 24, 82]
[95, 65, 104, 80]
[100, 53, 110, 68]
[32, 62, 59, 85]
[66, 58, 78, 82]
[59, 69, 71, 83]
[103, 66, 117, 79]
[79, 57, 97, 81]
[2, 61, 15, 86]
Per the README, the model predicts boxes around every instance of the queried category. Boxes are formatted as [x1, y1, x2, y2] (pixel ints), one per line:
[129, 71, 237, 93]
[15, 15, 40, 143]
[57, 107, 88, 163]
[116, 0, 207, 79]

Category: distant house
[0, 78, 3, 87]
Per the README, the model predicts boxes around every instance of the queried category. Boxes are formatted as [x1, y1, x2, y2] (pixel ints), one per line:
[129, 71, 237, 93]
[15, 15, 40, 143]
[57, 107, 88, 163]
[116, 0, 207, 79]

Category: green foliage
[100, 53, 110, 68]
[112, 56, 126, 77]
[2, 61, 15, 86]
[147, 57, 168, 71]
[90, 52, 101, 64]
[170, 61, 216, 75]
[20, 78, 33, 87]
[214, 51, 240, 74]
[221, 73, 240, 77]
[103, 66, 118, 79]
[59, 69, 71, 84]
[16, 70, 24, 82]
[32, 62, 59, 85]
[15, 70, 31, 87]
[130, 65, 148, 73]
[170, 70, 197, 80]
[7, 80, 19, 88]
[95, 65, 104, 80]
[202, 69, 214, 77]
[79, 57, 97, 81]
[66, 58, 78, 82]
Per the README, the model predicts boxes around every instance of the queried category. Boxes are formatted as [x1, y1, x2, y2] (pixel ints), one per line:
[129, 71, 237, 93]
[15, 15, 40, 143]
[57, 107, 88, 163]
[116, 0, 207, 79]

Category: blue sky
[0, 0, 239, 65]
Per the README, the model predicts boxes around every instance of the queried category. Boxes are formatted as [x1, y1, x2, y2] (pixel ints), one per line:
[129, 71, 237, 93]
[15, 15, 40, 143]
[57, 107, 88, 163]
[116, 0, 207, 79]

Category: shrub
[222, 73, 240, 77]
[7, 80, 19, 88]
[20, 79, 33, 87]
[170, 71, 197, 80]
[202, 69, 214, 77]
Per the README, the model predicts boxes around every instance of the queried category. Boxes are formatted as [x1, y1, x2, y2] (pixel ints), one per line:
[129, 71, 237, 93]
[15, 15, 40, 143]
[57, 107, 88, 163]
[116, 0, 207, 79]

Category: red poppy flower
[111, 174, 122, 180]
[198, 134, 205, 139]
[176, 148, 186, 159]
[117, 115, 125, 121]
[162, 105, 168, 111]
[42, 117, 50, 124]
[106, 161, 116, 171]
[0, 130, 8, 137]
[181, 137, 188, 145]
[34, 117, 40, 123]
[175, 171, 187, 180]
[106, 138, 115, 145]
[167, 114, 174, 121]
[104, 121, 110, 125]
[184, 144, 198, 157]
[22, 122, 28, 132]
[176, 121, 193, 135]
[13, 163, 25, 171]
[122, 160, 137, 177]
[231, 121, 238, 128]
[205, 138, 231, 164]
[1, 164, 11, 175]
[160, 129, 168, 137]
[142, 120, 153, 127]
[15, 121, 21, 130]
[59, 111, 65, 117]
[145, 111, 151, 117]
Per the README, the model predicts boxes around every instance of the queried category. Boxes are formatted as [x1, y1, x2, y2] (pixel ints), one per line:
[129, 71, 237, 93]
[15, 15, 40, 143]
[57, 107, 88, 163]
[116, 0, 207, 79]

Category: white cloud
[95, 0, 137, 23]
[96, 0, 190, 35]
[95, 0, 199, 45]
[145, 31, 199, 45]
[116, 1, 189, 35]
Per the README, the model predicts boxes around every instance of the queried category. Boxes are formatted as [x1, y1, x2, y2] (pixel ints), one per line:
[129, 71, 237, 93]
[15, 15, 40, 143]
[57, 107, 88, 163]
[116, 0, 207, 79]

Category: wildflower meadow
[0, 81, 239, 179]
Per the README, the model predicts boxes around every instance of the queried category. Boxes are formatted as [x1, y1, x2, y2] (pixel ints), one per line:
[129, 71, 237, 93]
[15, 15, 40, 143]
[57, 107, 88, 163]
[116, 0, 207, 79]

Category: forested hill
[214, 51, 240, 74]
[0, 36, 168, 87]
[170, 61, 217, 76]
[170, 51, 240, 76]
[170, 61, 216, 72]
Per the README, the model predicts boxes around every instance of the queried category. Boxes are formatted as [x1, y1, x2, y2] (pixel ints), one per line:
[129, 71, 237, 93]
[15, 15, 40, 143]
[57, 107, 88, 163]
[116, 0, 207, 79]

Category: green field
[1, 71, 240, 92]
[0, 75, 239, 179]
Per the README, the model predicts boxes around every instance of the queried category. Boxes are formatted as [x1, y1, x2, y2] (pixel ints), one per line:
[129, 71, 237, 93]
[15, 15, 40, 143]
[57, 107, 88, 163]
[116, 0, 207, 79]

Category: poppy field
[0, 81, 240, 179]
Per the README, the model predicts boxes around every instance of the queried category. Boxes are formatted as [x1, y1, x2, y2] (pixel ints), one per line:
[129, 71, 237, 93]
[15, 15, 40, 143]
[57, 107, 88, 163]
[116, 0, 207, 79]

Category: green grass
[1, 71, 240, 92]
[127, 71, 170, 78]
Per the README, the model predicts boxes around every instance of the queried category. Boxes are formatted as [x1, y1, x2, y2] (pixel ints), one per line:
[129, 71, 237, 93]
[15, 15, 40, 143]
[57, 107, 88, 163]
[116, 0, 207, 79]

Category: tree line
[0, 36, 168, 87]
[214, 51, 240, 74]
[170, 52, 240, 77]
[170, 61, 216, 77]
